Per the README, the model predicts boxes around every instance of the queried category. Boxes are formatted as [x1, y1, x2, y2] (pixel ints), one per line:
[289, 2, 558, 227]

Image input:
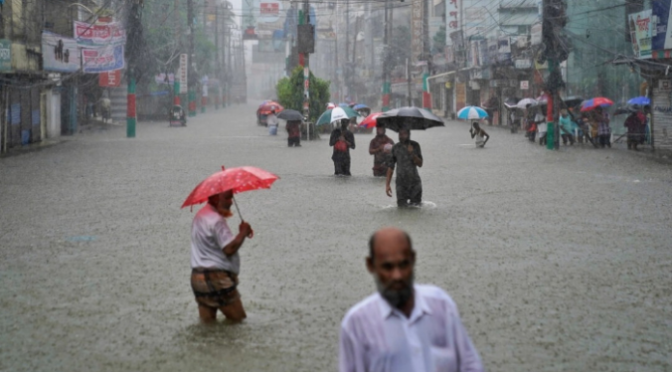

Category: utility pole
[304, 0, 311, 123]
[407, 58, 412, 106]
[173, 0, 181, 107]
[345, 0, 350, 100]
[126, 0, 144, 138]
[187, 0, 196, 117]
[214, 2, 220, 110]
[422, 0, 431, 109]
[381, 0, 391, 111]
[541, 0, 568, 150]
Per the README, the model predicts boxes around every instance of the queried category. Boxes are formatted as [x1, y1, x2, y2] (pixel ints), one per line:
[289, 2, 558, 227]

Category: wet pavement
[1, 104, 671, 372]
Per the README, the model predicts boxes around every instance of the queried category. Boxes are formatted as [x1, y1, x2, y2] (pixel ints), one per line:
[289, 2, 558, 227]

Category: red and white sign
[74, 21, 125, 45]
[178, 54, 188, 93]
[99, 70, 121, 87]
[260, 2, 279, 15]
[520, 80, 529, 90]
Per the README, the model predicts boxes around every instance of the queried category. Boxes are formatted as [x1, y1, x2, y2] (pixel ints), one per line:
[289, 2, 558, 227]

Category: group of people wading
[329, 120, 424, 208]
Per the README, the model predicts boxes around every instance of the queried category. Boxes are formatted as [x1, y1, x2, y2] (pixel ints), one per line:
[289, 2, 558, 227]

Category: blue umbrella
[457, 106, 489, 120]
[353, 103, 369, 111]
[627, 96, 650, 106]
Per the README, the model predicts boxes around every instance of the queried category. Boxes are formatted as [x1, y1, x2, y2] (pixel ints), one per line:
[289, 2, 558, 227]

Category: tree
[433, 26, 446, 55]
[276, 66, 330, 123]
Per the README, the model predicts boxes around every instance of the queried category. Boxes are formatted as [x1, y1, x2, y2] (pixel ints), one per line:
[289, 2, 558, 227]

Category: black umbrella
[376, 106, 445, 132]
[563, 96, 583, 108]
[277, 109, 304, 121]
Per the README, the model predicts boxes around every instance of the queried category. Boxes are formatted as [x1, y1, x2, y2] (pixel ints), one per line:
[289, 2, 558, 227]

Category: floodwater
[1, 104, 671, 371]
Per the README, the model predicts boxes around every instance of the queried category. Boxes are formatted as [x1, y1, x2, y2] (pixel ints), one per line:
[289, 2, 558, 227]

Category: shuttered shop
[652, 86, 672, 151]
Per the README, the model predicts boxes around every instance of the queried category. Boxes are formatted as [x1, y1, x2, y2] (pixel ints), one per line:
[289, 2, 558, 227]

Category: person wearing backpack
[329, 119, 356, 176]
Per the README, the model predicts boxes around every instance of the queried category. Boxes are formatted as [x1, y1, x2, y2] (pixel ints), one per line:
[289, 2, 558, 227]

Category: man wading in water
[190, 190, 253, 322]
[385, 127, 423, 207]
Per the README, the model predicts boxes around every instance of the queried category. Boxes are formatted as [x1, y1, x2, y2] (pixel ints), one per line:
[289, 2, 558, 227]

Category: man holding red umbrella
[190, 190, 253, 323]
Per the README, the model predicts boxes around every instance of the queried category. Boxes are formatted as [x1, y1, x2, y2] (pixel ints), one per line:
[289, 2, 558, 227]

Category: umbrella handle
[233, 196, 244, 222]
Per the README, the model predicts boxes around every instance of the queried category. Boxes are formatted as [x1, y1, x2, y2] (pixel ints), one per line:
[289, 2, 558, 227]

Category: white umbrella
[330, 107, 348, 122]
[517, 98, 538, 109]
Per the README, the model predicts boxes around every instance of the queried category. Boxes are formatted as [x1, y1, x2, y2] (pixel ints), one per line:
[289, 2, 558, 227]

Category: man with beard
[339, 228, 484, 372]
[330, 119, 356, 176]
[385, 127, 423, 207]
[368, 123, 394, 177]
[190, 190, 253, 323]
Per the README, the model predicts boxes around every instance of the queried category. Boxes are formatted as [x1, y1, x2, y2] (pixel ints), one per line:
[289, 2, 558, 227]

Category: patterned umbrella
[581, 97, 614, 112]
[457, 106, 489, 120]
[316, 106, 360, 126]
[181, 166, 279, 220]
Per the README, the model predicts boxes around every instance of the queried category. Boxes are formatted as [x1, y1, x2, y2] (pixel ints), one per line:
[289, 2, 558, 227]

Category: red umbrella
[181, 166, 279, 220]
[581, 97, 614, 112]
[258, 101, 283, 114]
[359, 112, 383, 129]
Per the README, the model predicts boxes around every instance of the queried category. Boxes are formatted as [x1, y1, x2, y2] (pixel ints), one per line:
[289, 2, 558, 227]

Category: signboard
[515, 59, 532, 69]
[629, 10, 653, 59]
[74, 21, 126, 45]
[446, 0, 461, 37]
[82, 44, 125, 73]
[154, 73, 175, 85]
[179, 54, 188, 93]
[259, 1, 281, 23]
[653, 0, 672, 51]
[520, 80, 529, 90]
[411, 0, 423, 63]
[0, 39, 11, 71]
[42, 32, 81, 72]
[99, 70, 122, 87]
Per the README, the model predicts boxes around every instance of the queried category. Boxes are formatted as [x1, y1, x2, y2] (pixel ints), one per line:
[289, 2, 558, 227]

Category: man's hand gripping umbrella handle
[233, 197, 254, 238]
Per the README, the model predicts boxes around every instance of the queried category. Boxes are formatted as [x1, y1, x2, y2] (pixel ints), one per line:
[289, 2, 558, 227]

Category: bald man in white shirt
[339, 228, 484, 372]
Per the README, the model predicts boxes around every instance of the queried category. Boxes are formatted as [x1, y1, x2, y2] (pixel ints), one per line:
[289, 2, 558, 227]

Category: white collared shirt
[339, 284, 484, 372]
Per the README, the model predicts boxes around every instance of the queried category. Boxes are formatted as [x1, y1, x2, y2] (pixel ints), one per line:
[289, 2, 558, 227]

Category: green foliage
[276, 67, 331, 122]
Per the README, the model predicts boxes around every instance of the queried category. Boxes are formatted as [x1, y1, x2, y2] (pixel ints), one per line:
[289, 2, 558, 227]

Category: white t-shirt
[267, 113, 278, 126]
[190, 203, 239, 273]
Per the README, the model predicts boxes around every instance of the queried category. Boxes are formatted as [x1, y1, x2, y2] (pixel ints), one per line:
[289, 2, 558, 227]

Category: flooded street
[1, 104, 671, 372]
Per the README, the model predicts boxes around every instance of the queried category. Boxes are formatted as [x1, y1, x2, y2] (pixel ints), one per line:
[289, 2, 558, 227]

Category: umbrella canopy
[536, 94, 550, 104]
[563, 96, 584, 108]
[627, 96, 651, 106]
[181, 166, 279, 209]
[504, 97, 521, 109]
[353, 103, 369, 111]
[581, 97, 614, 112]
[376, 106, 445, 132]
[259, 101, 283, 114]
[316, 106, 360, 126]
[359, 112, 384, 129]
[457, 106, 489, 120]
[326, 102, 336, 109]
[277, 109, 304, 121]
[517, 98, 538, 109]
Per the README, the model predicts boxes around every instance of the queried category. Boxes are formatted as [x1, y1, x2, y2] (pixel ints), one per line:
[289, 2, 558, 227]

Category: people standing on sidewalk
[386, 127, 423, 207]
[330, 119, 356, 176]
[595, 107, 611, 148]
[624, 110, 644, 151]
[368, 123, 394, 177]
[470, 121, 490, 148]
[339, 228, 484, 372]
[286, 120, 302, 147]
[190, 190, 253, 323]
[267, 109, 279, 135]
[559, 109, 577, 146]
